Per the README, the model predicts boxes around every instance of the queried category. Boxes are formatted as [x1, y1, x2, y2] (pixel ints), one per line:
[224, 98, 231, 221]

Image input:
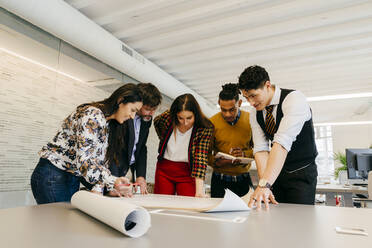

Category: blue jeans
[31, 158, 80, 204]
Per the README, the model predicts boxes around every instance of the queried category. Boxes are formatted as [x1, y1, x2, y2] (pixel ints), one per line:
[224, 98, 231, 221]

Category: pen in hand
[115, 183, 139, 187]
[114, 183, 135, 197]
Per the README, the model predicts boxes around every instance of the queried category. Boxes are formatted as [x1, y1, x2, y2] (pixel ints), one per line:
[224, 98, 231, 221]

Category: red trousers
[154, 159, 195, 196]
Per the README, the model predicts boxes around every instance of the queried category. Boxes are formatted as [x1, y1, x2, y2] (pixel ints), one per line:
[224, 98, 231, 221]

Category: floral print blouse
[39, 106, 116, 193]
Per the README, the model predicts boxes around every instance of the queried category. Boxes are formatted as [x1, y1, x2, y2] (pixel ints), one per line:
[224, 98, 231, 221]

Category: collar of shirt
[130, 114, 142, 165]
[268, 85, 281, 106]
[134, 114, 142, 126]
[133, 114, 142, 135]
[228, 109, 241, 126]
[176, 126, 194, 136]
[134, 114, 141, 121]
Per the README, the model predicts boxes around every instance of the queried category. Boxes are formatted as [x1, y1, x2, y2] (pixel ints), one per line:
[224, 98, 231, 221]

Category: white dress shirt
[163, 127, 193, 162]
[249, 86, 311, 154]
[130, 114, 141, 165]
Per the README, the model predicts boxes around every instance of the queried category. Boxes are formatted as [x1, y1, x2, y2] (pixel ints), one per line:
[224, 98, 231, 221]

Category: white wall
[0, 9, 170, 208]
[0, 47, 171, 206]
[332, 125, 372, 153]
[0, 39, 171, 207]
[0, 49, 109, 190]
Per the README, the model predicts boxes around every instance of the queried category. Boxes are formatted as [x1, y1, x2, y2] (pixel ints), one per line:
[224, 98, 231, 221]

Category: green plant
[333, 151, 347, 179]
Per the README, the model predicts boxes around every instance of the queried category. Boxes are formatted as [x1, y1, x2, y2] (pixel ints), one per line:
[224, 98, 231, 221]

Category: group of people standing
[31, 65, 318, 209]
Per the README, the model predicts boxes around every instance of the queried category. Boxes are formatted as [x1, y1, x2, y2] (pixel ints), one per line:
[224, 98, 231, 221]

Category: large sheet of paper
[117, 189, 252, 212]
[71, 191, 151, 238]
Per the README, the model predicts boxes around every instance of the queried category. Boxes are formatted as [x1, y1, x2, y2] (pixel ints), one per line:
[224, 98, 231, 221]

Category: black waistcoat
[256, 89, 318, 171]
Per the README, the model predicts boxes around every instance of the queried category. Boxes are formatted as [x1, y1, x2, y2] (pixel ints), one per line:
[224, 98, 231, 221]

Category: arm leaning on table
[73, 108, 130, 196]
[249, 92, 311, 209]
[133, 144, 148, 194]
[192, 126, 213, 197]
[251, 145, 285, 209]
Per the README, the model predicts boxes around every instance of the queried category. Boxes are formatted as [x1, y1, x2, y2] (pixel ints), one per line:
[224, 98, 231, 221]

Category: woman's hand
[91, 190, 103, 195]
[195, 190, 206, 198]
[112, 177, 133, 197]
[107, 190, 119, 197]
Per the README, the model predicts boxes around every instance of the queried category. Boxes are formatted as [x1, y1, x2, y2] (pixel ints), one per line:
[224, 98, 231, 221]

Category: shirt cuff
[92, 184, 104, 194]
[104, 175, 117, 192]
[253, 145, 270, 155]
[191, 170, 206, 180]
[273, 133, 293, 152]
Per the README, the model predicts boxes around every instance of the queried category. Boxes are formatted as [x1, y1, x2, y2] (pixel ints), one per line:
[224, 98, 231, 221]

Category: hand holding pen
[112, 177, 133, 197]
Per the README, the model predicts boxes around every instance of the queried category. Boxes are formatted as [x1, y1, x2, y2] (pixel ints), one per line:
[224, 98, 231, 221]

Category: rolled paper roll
[71, 191, 151, 238]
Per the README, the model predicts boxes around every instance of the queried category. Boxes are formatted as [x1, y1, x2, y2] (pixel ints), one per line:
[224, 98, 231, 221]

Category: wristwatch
[258, 179, 272, 189]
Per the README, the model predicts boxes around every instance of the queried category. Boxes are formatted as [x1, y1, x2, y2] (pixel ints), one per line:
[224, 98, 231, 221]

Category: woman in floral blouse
[31, 83, 143, 204]
[154, 94, 213, 197]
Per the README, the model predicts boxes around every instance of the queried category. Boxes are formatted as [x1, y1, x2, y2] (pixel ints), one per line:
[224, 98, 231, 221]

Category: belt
[213, 172, 250, 183]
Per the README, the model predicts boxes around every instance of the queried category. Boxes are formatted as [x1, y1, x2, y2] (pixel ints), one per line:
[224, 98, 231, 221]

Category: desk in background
[316, 184, 368, 207]
[0, 202, 371, 248]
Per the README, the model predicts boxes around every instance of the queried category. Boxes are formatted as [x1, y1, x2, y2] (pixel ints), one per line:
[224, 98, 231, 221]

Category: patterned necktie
[265, 105, 276, 138]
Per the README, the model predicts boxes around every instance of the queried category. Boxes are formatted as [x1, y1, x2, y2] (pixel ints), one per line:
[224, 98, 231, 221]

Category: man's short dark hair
[137, 83, 162, 107]
[238, 65, 270, 90]
[219, 83, 240, 102]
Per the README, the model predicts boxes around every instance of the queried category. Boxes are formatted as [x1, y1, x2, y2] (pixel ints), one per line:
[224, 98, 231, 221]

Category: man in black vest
[109, 83, 162, 194]
[238, 65, 318, 209]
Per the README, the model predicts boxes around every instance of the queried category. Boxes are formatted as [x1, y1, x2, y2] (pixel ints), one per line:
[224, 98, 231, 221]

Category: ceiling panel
[64, 0, 372, 122]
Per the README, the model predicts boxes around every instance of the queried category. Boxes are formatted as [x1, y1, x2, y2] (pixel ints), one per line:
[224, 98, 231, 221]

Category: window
[314, 126, 334, 178]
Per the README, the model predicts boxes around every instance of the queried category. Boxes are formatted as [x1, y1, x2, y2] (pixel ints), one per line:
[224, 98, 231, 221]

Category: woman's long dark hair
[170, 94, 212, 129]
[79, 83, 142, 166]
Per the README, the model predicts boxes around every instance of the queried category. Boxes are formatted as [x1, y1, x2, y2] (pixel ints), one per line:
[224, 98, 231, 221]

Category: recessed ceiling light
[217, 92, 372, 108]
[314, 121, 372, 126]
[307, 92, 372, 102]
[0, 47, 84, 82]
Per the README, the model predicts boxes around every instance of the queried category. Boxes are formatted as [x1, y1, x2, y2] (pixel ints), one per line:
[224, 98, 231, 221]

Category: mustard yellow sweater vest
[209, 110, 253, 176]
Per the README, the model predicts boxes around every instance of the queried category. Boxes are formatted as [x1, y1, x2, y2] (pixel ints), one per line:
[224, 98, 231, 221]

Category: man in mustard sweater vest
[209, 83, 254, 197]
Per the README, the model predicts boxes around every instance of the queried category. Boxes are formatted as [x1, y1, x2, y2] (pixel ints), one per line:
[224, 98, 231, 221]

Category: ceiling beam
[144, 10, 372, 60]
[114, 0, 288, 39]
[128, 0, 370, 51]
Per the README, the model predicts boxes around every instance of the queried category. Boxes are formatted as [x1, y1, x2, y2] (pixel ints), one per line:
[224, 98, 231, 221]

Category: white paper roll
[71, 191, 151, 238]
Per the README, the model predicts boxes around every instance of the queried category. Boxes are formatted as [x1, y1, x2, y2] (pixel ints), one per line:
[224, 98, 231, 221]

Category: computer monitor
[346, 148, 372, 184]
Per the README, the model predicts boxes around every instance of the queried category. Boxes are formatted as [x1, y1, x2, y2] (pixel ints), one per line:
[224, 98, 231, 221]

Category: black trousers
[272, 161, 318, 205]
[211, 172, 253, 198]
